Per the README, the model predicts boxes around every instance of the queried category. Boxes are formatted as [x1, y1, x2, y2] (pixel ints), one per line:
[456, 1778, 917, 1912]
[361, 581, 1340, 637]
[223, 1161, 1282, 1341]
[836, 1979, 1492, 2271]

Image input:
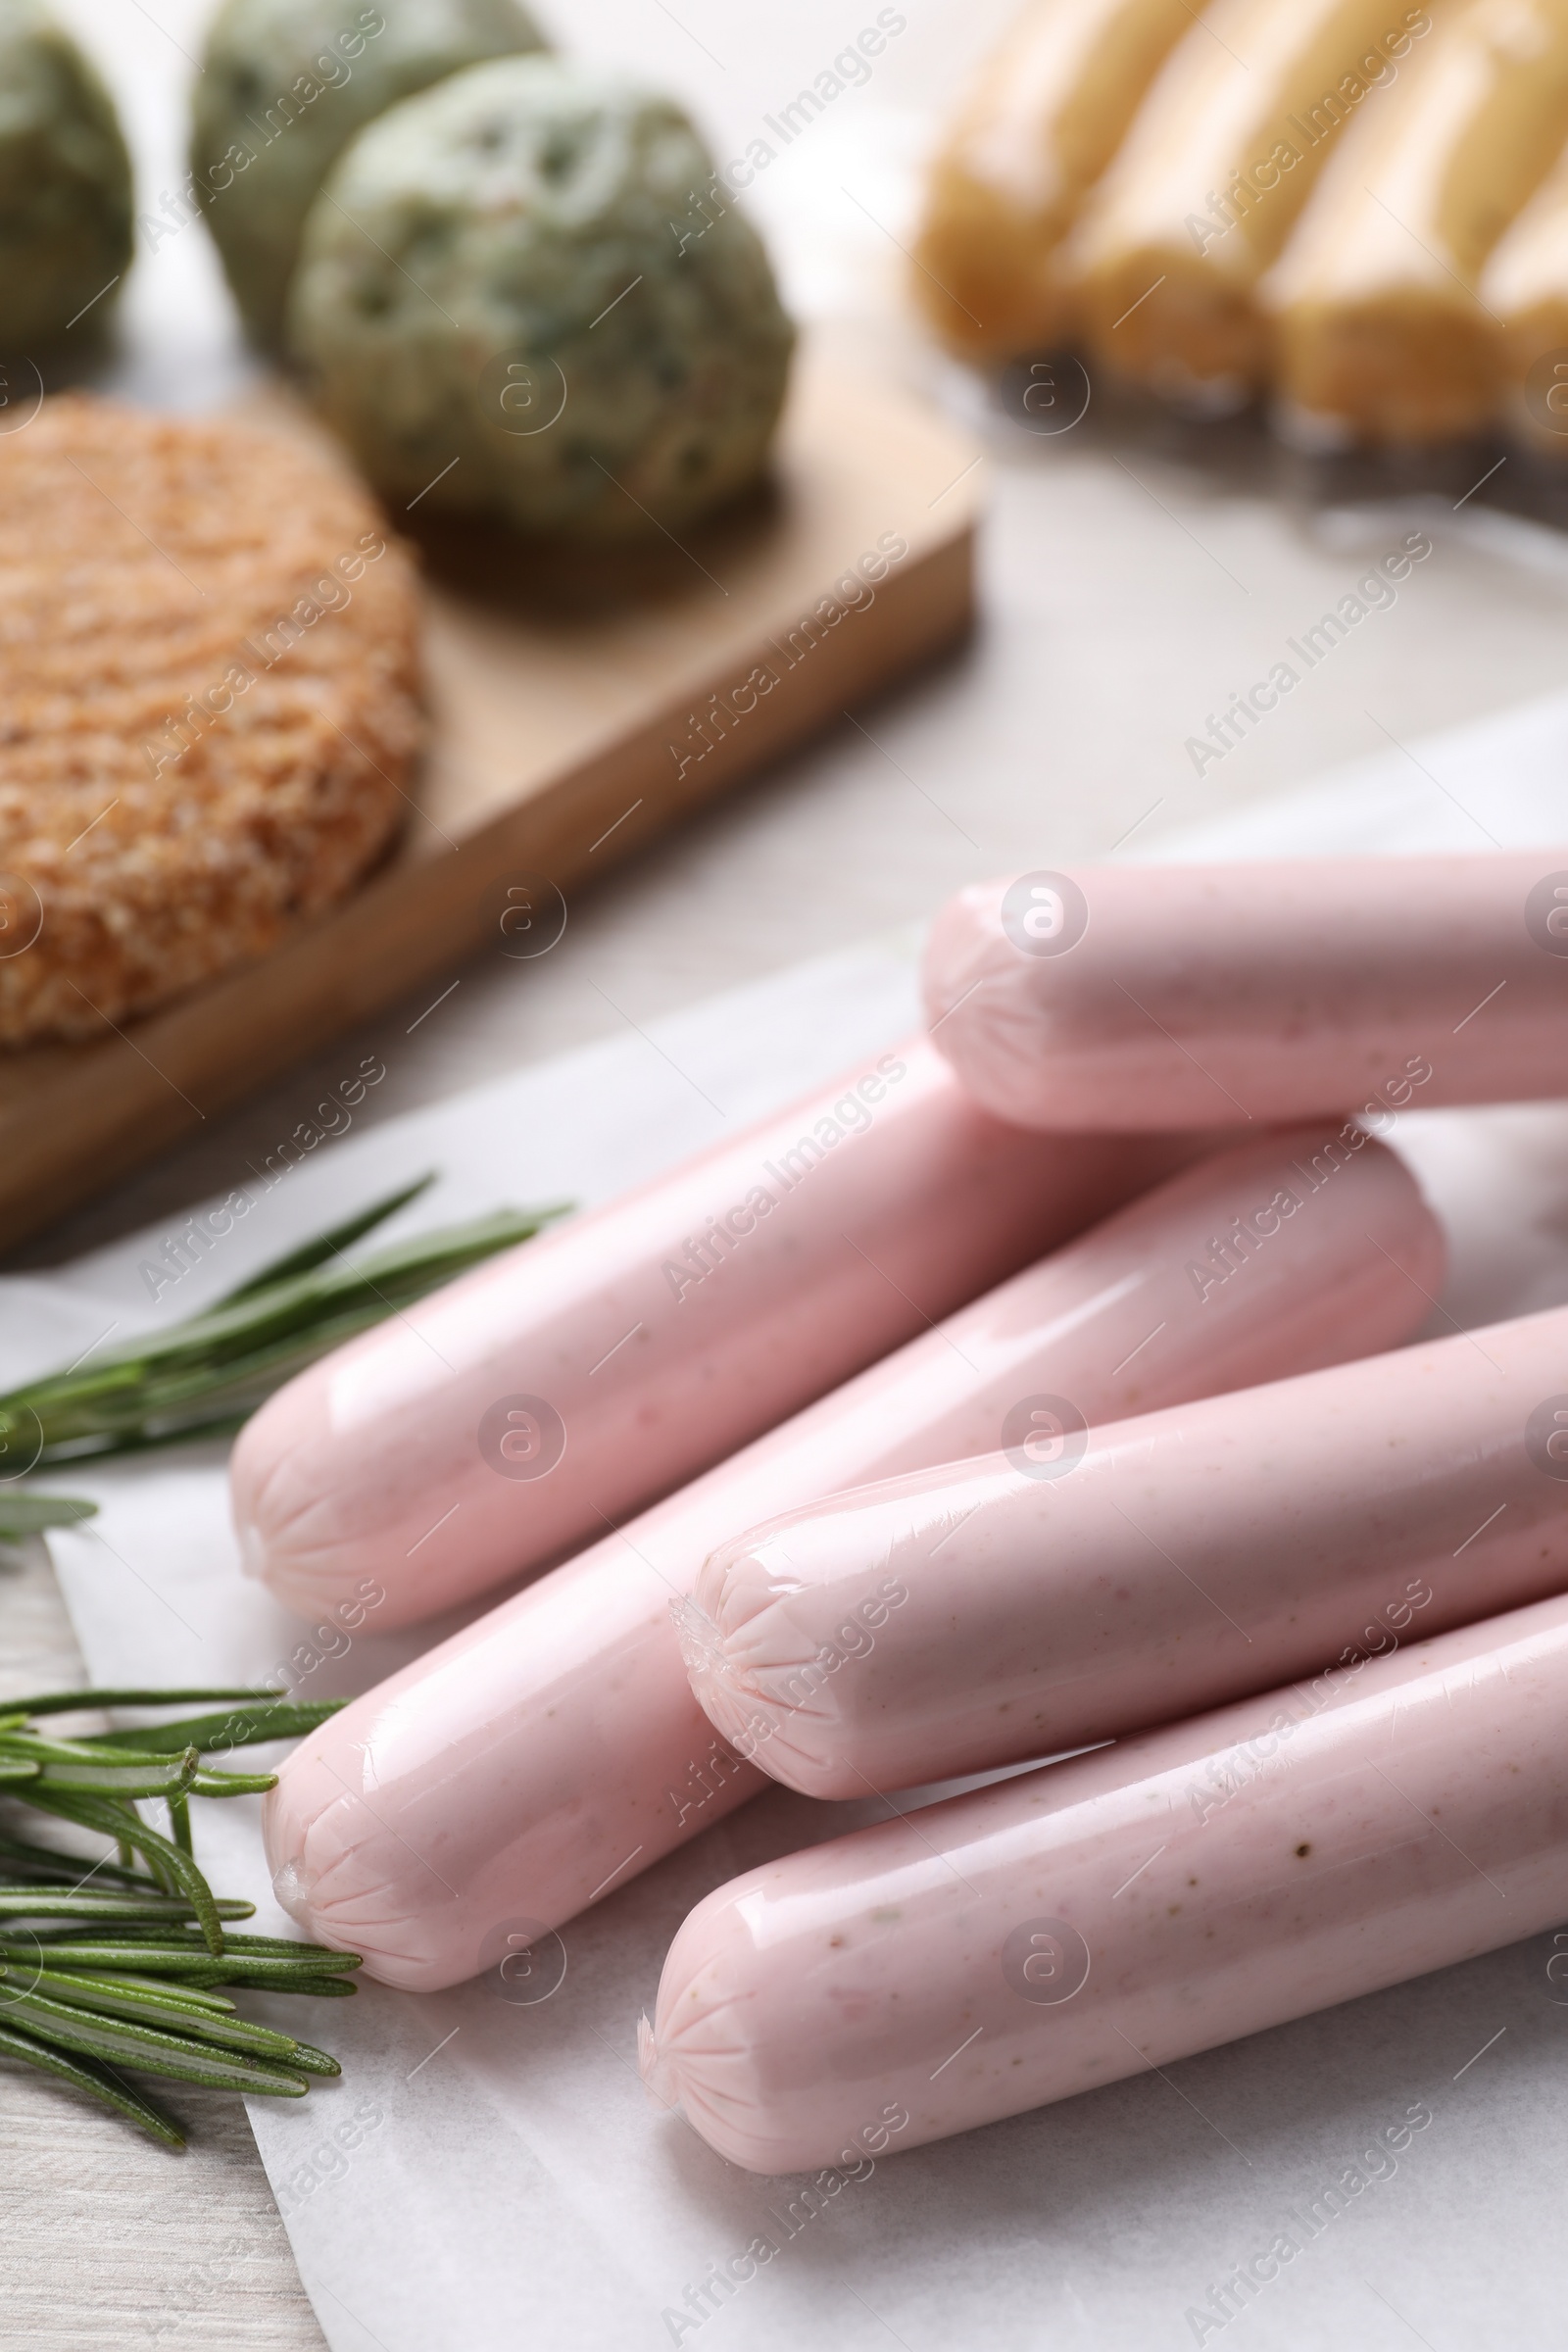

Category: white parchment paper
[13, 705, 1568, 2352]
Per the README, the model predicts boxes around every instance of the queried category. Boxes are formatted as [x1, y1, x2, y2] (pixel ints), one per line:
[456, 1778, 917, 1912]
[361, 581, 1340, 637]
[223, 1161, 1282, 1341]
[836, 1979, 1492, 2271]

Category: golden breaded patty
[0, 391, 421, 1045]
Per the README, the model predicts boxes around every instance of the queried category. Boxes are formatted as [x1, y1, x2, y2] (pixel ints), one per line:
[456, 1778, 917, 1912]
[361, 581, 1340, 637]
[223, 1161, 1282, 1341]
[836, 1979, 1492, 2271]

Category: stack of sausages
[917, 0, 1568, 448]
[238, 849, 1568, 2174]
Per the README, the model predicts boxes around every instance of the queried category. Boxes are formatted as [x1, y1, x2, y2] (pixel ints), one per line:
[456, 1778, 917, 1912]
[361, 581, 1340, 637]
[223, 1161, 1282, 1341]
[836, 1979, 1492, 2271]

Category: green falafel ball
[191, 0, 546, 345]
[0, 0, 131, 349]
[287, 56, 796, 542]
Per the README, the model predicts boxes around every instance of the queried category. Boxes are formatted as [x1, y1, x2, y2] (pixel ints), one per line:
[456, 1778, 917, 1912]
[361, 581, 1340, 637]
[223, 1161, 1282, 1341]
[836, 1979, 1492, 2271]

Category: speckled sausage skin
[643, 1589, 1568, 2173]
[262, 1125, 1438, 1989]
[684, 1295, 1568, 1797]
[922, 853, 1568, 1130]
[233, 1037, 1200, 1629]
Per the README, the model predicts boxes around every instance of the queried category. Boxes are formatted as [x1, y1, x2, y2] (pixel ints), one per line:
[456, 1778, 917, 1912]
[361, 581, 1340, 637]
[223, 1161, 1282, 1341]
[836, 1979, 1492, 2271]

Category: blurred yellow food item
[911, 0, 1196, 358]
[1480, 134, 1568, 442]
[1263, 0, 1568, 442]
[1070, 0, 1433, 401]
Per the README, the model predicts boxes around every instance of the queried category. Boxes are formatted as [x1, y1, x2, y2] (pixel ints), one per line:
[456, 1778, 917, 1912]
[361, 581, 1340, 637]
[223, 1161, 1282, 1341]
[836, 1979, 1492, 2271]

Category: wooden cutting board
[0, 349, 981, 1251]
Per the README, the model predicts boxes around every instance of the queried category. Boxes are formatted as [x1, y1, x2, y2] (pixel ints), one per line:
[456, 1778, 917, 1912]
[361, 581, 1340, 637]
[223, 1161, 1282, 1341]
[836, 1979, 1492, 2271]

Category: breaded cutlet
[0, 390, 422, 1044]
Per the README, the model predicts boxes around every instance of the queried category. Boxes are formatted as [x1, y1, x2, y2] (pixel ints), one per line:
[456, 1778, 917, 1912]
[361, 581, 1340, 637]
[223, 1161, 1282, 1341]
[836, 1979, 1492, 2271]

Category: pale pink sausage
[642, 1589, 1568, 2174]
[922, 853, 1568, 1130]
[232, 1037, 1200, 1628]
[264, 1127, 1439, 1988]
[682, 1296, 1568, 1796]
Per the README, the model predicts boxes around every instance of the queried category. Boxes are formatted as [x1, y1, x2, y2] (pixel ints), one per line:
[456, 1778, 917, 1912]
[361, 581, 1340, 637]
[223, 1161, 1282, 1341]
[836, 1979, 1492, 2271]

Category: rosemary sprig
[0, 1495, 97, 1541]
[0, 1174, 569, 1469]
[0, 1687, 363, 2146]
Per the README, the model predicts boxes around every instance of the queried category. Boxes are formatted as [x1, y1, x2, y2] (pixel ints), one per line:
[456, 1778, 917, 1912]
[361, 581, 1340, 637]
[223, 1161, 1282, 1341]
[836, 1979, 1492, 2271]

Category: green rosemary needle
[0, 1687, 364, 2146]
[0, 1495, 98, 1541]
[0, 1172, 569, 1469]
